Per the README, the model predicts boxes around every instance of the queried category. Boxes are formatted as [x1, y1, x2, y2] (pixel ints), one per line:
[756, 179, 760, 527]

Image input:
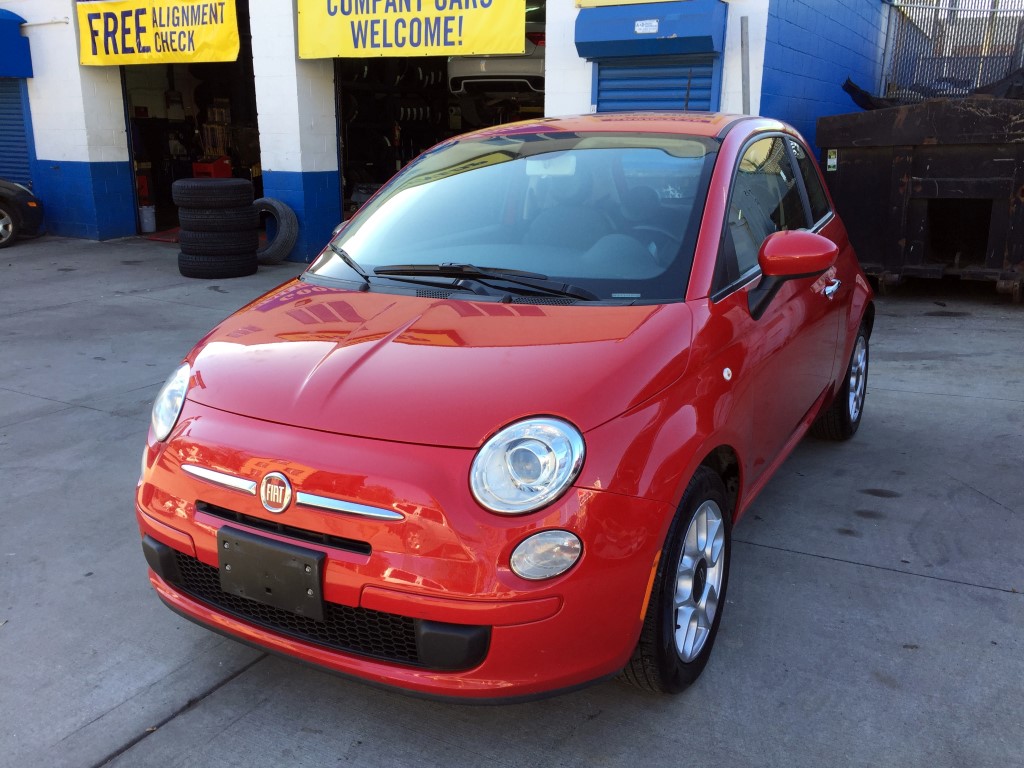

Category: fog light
[510, 530, 582, 581]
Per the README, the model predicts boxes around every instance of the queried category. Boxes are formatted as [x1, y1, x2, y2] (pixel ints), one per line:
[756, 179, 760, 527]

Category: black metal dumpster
[817, 97, 1024, 300]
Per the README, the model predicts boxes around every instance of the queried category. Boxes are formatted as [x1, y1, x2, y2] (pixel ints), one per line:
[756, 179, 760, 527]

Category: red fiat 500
[138, 113, 873, 701]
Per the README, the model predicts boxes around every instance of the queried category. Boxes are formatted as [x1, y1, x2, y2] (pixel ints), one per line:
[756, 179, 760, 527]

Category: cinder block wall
[544, 1, 593, 116]
[16, 0, 136, 239]
[760, 0, 887, 154]
[250, 5, 341, 262]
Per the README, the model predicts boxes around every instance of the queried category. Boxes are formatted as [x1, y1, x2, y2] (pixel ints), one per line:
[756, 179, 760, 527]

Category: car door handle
[823, 278, 841, 299]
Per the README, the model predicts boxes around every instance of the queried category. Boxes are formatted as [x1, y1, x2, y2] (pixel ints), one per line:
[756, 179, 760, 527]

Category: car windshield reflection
[309, 132, 718, 303]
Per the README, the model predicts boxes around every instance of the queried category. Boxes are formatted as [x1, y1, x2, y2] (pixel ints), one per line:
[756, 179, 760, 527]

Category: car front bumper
[19, 198, 44, 237]
[136, 400, 672, 700]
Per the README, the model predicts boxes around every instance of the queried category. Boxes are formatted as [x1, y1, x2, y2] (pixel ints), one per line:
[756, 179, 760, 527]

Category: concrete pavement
[1, 236, 1021, 768]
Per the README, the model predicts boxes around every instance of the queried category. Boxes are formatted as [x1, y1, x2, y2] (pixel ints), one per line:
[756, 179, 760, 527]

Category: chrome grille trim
[182, 464, 257, 495]
[296, 493, 404, 521]
[180, 463, 404, 521]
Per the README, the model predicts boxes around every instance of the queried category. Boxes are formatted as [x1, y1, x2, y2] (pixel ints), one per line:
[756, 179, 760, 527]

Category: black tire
[810, 325, 869, 441]
[0, 203, 19, 248]
[171, 178, 253, 209]
[178, 205, 258, 232]
[178, 229, 260, 256]
[254, 197, 299, 264]
[178, 251, 258, 279]
[622, 466, 732, 694]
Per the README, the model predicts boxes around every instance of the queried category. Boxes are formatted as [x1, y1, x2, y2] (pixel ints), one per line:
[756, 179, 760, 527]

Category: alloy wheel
[848, 335, 868, 422]
[0, 209, 13, 244]
[673, 499, 726, 662]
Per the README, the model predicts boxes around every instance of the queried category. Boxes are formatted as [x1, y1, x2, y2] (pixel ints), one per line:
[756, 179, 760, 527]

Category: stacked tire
[172, 178, 259, 279]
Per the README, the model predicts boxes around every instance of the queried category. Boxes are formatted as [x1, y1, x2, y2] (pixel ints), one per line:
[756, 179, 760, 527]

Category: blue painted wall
[761, 0, 887, 155]
[262, 170, 342, 262]
[31, 160, 137, 240]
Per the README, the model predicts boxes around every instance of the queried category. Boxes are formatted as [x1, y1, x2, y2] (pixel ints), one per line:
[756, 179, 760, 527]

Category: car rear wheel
[810, 325, 869, 441]
[0, 203, 18, 248]
[622, 466, 731, 694]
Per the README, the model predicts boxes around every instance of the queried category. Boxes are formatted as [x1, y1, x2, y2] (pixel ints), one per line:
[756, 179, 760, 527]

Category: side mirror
[749, 230, 838, 319]
[759, 230, 838, 278]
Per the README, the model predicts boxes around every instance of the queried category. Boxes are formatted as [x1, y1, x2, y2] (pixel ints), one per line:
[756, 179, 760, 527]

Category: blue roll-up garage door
[596, 56, 717, 113]
[0, 78, 31, 186]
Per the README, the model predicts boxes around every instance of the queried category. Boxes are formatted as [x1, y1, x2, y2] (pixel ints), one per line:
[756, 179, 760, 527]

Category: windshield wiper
[373, 263, 599, 301]
[329, 242, 371, 289]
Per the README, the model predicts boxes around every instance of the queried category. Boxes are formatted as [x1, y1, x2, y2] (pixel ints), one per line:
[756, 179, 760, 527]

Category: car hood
[186, 280, 693, 448]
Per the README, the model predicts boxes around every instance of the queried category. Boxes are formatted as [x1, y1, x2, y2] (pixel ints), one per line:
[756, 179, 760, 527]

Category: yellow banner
[298, 0, 526, 59]
[77, 0, 239, 65]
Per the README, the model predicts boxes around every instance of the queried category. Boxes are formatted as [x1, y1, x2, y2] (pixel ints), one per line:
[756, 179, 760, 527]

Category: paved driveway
[2, 237, 1021, 768]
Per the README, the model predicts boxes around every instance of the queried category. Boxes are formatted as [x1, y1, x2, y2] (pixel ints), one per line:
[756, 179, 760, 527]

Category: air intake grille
[172, 551, 422, 666]
[511, 296, 576, 305]
[196, 501, 371, 556]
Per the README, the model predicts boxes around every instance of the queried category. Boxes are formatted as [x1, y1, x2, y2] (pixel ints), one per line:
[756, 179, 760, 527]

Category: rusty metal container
[817, 97, 1024, 300]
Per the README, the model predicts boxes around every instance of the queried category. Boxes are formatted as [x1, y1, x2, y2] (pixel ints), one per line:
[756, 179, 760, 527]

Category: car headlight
[470, 417, 585, 514]
[151, 363, 190, 441]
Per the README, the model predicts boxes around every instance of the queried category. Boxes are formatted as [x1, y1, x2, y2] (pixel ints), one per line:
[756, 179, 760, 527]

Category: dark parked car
[0, 179, 44, 248]
[448, 1, 545, 94]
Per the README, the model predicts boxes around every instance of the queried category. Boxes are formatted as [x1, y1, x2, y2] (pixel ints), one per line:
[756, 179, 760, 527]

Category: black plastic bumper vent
[196, 500, 372, 556]
[171, 548, 422, 665]
[142, 536, 489, 671]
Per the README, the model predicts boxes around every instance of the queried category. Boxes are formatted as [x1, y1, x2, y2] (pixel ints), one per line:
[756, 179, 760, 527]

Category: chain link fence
[881, 0, 1024, 100]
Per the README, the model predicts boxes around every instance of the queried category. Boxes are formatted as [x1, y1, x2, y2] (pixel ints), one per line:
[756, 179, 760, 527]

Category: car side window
[788, 139, 831, 224]
[713, 136, 810, 296]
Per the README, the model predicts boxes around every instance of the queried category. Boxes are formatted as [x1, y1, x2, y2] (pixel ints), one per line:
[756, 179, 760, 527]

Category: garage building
[1, 0, 892, 260]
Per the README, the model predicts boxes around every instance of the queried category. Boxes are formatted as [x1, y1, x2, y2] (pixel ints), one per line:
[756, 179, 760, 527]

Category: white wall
[720, 0, 769, 115]
[544, 1, 594, 117]
[9, 0, 129, 163]
[544, 0, 770, 117]
[249, 2, 337, 174]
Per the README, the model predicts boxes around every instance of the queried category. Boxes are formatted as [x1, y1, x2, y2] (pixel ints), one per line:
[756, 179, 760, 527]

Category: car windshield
[308, 131, 718, 303]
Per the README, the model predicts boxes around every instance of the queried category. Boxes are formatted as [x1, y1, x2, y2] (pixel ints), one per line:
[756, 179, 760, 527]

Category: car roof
[456, 112, 788, 141]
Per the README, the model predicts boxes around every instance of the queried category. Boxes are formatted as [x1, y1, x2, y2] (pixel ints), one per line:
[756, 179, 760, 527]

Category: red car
[138, 113, 873, 701]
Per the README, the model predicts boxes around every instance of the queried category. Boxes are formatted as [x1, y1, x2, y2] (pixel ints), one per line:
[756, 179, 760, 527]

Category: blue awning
[575, 0, 726, 60]
[0, 10, 32, 78]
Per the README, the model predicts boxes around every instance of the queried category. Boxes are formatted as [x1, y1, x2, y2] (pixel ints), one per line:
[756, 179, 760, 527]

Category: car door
[706, 135, 842, 481]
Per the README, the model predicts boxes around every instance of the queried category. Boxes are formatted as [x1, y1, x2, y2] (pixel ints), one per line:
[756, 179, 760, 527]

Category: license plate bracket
[218, 527, 325, 622]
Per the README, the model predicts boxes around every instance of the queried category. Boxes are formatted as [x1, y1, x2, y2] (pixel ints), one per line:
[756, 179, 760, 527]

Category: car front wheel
[0, 203, 18, 248]
[622, 466, 732, 693]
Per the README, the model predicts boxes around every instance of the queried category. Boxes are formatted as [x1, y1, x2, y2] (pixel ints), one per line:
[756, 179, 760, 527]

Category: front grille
[172, 551, 422, 666]
[196, 501, 372, 556]
[511, 296, 576, 305]
[413, 288, 578, 304]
